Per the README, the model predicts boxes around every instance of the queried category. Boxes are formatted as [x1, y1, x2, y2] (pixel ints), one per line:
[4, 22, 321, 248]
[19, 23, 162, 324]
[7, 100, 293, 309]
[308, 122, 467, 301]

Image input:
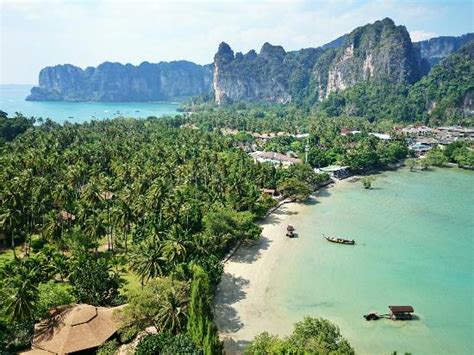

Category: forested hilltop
[187, 40, 474, 126]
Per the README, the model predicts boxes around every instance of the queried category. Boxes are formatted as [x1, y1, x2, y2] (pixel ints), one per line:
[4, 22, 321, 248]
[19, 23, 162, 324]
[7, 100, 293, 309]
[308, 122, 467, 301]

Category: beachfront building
[435, 126, 474, 141]
[400, 125, 433, 136]
[21, 304, 123, 355]
[369, 132, 391, 140]
[409, 142, 432, 156]
[250, 151, 302, 166]
[316, 165, 351, 180]
[340, 128, 362, 136]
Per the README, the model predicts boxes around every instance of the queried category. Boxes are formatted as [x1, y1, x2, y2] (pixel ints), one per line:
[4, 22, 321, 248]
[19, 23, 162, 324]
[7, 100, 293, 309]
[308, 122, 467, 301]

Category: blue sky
[1, 0, 473, 84]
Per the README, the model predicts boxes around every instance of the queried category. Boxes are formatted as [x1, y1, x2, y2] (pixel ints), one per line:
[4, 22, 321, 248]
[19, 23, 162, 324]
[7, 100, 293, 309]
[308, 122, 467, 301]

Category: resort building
[21, 304, 124, 355]
[250, 151, 302, 166]
[400, 125, 433, 136]
[409, 142, 432, 156]
[369, 132, 391, 140]
[315, 165, 351, 180]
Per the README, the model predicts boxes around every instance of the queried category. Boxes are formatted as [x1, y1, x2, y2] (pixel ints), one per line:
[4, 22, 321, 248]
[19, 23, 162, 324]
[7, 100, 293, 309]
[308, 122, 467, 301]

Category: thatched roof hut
[23, 304, 123, 354]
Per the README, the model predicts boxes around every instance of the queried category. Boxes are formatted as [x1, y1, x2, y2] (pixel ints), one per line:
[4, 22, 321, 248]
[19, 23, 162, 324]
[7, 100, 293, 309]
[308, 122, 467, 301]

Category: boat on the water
[324, 235, 355, 245]
[364, 305, 415, 321]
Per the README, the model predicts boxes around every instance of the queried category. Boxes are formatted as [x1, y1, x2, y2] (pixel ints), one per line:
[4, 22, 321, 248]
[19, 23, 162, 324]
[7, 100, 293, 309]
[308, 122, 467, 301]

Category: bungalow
[250, 151, 302, 166]
[21, 304, 124, 355]
[316, 165, 351, 180]
[369, 132, 391, 140]
[409, 142, 432, 156]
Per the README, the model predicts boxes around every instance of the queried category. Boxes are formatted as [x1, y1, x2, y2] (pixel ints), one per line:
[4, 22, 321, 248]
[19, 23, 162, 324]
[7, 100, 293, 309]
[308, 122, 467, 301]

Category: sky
[1, 0, 473, 84]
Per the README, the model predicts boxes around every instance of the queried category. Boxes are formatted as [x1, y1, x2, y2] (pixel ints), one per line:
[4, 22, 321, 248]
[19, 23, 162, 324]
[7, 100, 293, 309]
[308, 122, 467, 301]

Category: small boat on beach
[286, 225, 295, 238]
[324, 235, 355, 245]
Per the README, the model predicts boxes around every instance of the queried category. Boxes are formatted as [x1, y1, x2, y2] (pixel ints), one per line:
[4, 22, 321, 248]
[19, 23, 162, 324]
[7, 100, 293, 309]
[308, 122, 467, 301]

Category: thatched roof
[29, 304, 123, 354]
[58, 210, 75, 222]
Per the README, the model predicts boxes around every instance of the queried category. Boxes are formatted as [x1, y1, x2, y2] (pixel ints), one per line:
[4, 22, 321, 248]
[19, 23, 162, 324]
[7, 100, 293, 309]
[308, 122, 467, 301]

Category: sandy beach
[214, 200, 312, 354]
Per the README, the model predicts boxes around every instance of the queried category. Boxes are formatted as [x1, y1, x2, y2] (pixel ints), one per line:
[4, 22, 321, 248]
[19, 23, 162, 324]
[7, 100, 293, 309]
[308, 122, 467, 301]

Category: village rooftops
[250, 151, 302, 165]
[401, 125, 433, 135]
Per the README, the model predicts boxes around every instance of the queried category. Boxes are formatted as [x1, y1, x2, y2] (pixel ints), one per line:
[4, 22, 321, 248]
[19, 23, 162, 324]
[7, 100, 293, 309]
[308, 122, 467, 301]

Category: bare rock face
[27, 61, 213, 102]
[212, 41, 322, 105]
[414, 33, 474, 67]
[314, 18, 421, 99]
[212, 18, 425, 105]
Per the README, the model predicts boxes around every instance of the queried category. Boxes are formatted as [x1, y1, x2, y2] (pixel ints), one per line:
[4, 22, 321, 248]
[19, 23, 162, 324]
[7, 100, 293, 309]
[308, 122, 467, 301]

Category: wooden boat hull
[324, 236, 355, 245]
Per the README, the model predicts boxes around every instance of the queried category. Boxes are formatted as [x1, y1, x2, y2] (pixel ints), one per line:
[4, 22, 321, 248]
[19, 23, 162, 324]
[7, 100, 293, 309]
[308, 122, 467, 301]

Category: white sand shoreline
[214, 198, 315, 354]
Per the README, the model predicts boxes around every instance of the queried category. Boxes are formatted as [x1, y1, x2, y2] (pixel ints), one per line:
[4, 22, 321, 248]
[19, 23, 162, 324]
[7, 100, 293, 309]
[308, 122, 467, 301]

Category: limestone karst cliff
[27, 18, 471, 105]
[213, 18, 424, 105]
[27, 61, 213, 102]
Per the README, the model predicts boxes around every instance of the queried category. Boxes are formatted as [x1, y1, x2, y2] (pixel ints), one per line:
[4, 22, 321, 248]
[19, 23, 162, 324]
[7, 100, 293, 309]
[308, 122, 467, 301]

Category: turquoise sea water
[0, 85, 179, 123]
[271, 168, 473, 354]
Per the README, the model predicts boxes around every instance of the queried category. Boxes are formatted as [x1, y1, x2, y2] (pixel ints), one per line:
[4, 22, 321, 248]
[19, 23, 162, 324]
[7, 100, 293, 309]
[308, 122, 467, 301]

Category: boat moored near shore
[324, 235, 355, 245]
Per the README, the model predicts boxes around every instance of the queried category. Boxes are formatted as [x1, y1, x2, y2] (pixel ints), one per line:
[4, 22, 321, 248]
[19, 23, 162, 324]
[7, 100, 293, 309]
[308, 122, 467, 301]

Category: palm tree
[0, 259, 39, 322]
[129, 240, 166, 286]
[161, 225, 189, 268]
[155, 283, 189, 334]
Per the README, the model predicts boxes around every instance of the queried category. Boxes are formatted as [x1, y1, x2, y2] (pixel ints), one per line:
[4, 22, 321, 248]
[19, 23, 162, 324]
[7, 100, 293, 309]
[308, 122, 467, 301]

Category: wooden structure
[324, 236, 355, 245]
[22, 304, 124, 354]
[389, 305, 414, 320]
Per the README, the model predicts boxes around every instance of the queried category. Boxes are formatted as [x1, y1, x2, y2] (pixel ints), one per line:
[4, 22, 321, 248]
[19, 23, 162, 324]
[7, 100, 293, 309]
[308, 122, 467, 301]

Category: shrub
[97, 339, 119, 355]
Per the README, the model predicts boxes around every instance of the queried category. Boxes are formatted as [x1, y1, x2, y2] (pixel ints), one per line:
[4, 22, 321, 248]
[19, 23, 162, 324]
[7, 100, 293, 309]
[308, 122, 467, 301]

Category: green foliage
[0, 320, 34, 353]
[244, 332, 288, 354]
[34, 281, 75, 320]
[361, 176, 375, 189]
[425, 148, 448, 167]
[287, 317, 354, 354]
[97, 339, 119, 355]
[0, 113, 35, 144]
[187, 266, 222, 354]
[69, 250, 122, 306]
[409, 42, 474, 125]
[277, 177, 312, 202]
[135, 333, 171, 355]
[246, 317, 354, 354]
[443, 141, 474, 168]
[203, 208, 262, 255]
[120, 277, 189, 334]
[135, 333, 202, 355]
[405, 158, 417, 171]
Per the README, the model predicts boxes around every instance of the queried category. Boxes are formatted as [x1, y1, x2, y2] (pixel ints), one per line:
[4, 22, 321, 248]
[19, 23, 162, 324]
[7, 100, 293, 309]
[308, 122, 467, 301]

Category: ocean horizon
[0, 84, 180, 124]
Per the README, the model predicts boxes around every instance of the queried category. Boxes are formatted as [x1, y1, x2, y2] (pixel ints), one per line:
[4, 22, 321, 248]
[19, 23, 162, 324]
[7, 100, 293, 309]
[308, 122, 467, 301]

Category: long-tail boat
[324, 235, 355, 245]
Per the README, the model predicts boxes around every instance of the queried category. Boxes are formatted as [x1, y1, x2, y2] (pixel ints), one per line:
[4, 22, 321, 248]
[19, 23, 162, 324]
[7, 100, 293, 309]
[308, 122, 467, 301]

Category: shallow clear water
[0, 85, 179, 123]
[271, 168, 474, 354]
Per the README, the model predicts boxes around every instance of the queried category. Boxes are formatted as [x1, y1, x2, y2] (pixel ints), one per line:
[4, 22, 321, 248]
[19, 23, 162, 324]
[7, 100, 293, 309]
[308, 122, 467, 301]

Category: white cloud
[410, 30, 438, 42]
[0, 0, 471, 84]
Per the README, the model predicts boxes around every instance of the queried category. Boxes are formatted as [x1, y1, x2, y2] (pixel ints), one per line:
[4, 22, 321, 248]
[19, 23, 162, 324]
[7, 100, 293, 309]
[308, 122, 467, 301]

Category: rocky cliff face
[27, 61, 213, 102]
[312, 18, 422, 100]
[414, 33, 474, 67]
[213, 42, 322, 105]
[213, 18, 425, 105]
